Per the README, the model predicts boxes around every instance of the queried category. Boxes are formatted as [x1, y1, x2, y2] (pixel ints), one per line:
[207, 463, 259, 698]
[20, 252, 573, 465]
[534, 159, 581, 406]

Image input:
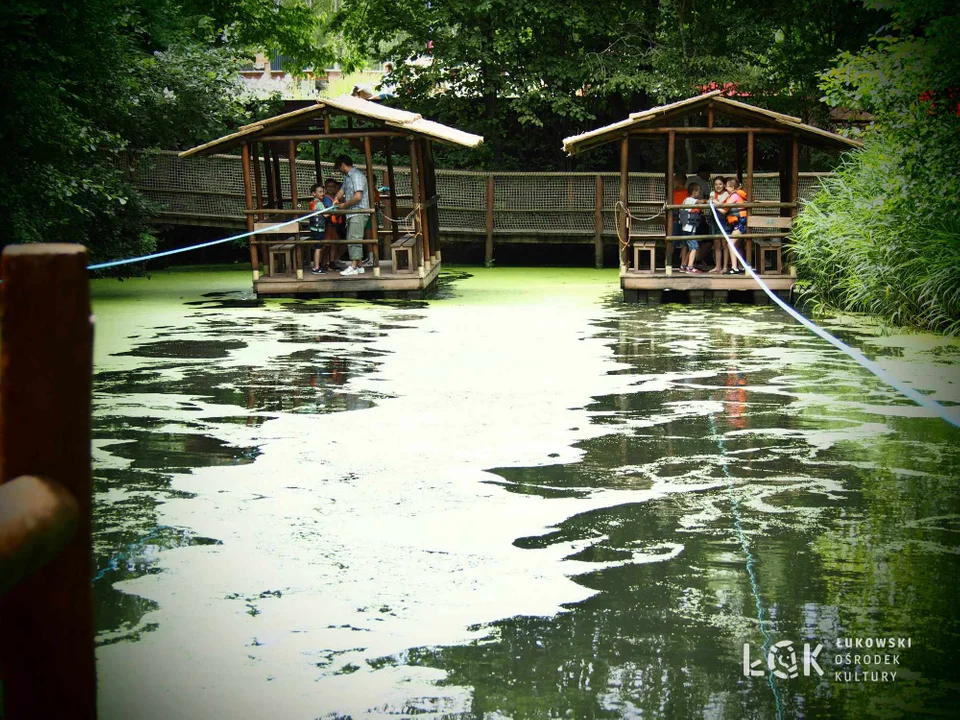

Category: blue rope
[708, 411, 784, 719]
[86, 206, 335, 271]
[708, 200, 960, 428]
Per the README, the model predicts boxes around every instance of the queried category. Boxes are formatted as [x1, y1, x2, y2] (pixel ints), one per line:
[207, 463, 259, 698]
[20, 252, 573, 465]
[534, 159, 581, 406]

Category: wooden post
[594, 174, 604, 269]
[288, 141, 302, 279]
[707, 104, 715, 129]
[312, 139, 322, 185]
[745, 130, 755, 269]
[323, 111, 330, 135]
[385, 137, 400, 247]
[619, 135, 629, 269]
[252, 142, 264, 222]
[0, 244, 96, 720]
[416, 140, 432, 269]
[262, 143, 276, 208]
[363, 136, 381, 277]
[242, 143, 259, 280]
[272, 148, 283, 207]
[408, 136, 425, 276]
[665, 130, 675, 272]
[423, 140, 441, 264]
[485, 175, 495, 267]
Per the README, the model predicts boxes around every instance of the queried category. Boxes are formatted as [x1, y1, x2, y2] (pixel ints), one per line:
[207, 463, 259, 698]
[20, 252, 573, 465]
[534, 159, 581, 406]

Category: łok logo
[743, 640, 824, 678]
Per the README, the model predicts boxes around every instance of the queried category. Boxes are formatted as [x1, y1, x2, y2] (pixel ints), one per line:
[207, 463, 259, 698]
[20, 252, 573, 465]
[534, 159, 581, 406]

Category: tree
[0, 0, 333, 263]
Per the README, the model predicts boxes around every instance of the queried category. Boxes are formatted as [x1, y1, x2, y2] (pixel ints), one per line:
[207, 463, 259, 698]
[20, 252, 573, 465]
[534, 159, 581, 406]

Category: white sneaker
[341, 266, 358, 276]
[355, 266, 365, 274]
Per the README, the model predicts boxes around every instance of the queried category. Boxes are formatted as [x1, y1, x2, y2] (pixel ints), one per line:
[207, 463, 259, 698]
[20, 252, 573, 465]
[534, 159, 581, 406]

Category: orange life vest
[726, 189, 748, 223]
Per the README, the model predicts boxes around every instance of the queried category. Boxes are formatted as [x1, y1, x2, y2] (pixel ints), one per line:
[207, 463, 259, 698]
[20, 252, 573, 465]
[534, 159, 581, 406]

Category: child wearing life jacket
[678, 182, 705, 273]
[708, 176, 729, 273]
[724, 177, 748, 275]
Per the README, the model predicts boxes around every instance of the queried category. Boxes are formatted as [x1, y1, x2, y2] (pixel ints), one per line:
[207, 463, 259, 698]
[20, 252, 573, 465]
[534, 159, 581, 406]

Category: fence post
[594, 174, 604, 269]
[0, 244, 96, 719]
[485, 175, 494, 267]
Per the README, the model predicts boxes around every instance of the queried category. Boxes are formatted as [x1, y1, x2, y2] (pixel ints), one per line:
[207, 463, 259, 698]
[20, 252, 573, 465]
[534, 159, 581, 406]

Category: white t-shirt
[681, 196, 700, 233]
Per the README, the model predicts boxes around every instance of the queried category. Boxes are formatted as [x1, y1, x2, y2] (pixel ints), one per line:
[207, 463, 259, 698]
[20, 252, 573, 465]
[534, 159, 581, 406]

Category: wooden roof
[180, 95, 484, 158]
[562, 91, 862, 155]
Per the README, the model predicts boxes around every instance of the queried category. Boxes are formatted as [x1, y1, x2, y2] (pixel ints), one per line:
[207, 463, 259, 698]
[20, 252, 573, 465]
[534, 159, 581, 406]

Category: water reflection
[90, 272, 960, 719]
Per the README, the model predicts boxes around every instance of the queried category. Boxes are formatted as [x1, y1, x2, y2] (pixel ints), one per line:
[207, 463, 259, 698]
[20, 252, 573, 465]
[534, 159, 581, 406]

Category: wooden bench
[746, 215, 792, 275]
[255, 222, 302, 279]
[391, 233, 420, 273]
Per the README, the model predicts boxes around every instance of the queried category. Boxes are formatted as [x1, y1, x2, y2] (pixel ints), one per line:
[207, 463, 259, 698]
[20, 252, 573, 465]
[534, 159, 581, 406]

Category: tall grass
[791, 135, 960, 335]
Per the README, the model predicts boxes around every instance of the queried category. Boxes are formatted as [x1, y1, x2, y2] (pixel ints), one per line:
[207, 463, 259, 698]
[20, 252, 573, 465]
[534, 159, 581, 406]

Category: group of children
[672, 172, 749, 275]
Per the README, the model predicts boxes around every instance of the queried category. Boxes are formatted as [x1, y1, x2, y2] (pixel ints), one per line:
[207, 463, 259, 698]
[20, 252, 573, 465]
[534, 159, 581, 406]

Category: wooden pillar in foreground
[363, 136, 381, 277]
[408, 136, 425, 276]
[485, 175, 495, 267]
[0, 244, 95, 719]
[665, 130, 676, 271]
[619, 135, 629, 270]
[385, 137, 400, 246]
[288, 141, 302, 279]
[263, 143, 276, 209]
[594, 174, 604, 269]
[242, 143, 259, 279]
[272, 148, 283, 208]
[790, 135, 800, 217]
[423, 141, 441, 264]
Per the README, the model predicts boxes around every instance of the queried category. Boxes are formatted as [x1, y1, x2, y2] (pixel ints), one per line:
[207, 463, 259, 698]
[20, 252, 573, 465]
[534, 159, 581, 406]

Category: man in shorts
[333, 154, 369, 276]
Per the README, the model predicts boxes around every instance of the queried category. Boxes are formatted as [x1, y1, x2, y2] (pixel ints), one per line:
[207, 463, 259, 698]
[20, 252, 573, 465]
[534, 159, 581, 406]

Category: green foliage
[334, 0, 878, 169]
[794, 0, 960, 333]
[792, 135, 960, 334]
[0, 0, 329, 267]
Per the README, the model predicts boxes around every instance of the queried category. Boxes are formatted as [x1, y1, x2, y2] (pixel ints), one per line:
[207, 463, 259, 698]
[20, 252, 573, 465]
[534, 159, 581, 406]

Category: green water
[89, 266, 960, 719]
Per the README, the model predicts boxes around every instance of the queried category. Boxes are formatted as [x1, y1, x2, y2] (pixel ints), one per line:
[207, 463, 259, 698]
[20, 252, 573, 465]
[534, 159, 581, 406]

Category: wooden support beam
[620, 135, 630, 268]
[628, 127, 789, 136]
[288, 141, 302, 276]
[363, 136, 380, 275]
[416, 140, 432, 266]
[262, 143, 276, 208]
[0, 244, 95, 720]
[252, 142, 264, 222]
[423, 140, 441, 263]
[790, 135, 800, 217]
[708, 104, 715, 129]
[408, 136, 425, 274]
[594, 174, 604, 269]
[485, 175, 495, 266]
[745, 131, 755, 200]
[259, 131, 401, 142]
[242, 143, 259, 276]
[665, 130, 675, 269]
[271, 147, 283, 208]
[312, 139, 322, 185]
[385, 137, 400, 246]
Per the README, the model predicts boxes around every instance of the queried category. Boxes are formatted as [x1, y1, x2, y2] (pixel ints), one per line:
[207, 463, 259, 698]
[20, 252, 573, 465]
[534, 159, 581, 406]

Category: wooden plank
[628, 127, 790, 136]
[485, 175, 494, 265]
[621, 273, 794, 291]
[747, 215, 793, 228]
[0, 244, 95, 719]
[259, 131, 400, 142]
[594, 174, 603, 269]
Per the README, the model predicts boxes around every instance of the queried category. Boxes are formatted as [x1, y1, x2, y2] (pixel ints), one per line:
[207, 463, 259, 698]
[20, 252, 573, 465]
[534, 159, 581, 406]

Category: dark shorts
[729, 217, 747, 234]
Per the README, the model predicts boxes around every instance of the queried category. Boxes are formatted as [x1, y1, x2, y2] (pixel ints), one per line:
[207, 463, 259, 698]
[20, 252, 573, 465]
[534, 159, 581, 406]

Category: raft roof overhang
[179, 95, 484, 158]
[562, 90, 863, 156]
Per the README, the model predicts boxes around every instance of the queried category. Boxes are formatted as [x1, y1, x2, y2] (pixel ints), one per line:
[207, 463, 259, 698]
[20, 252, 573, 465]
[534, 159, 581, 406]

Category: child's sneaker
[341, 266, 358, 276]
[687, 267, 704, 274]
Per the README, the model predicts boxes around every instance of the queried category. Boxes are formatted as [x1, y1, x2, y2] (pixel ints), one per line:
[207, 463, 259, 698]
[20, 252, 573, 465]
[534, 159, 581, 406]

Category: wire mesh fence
[119, 150, 831, 236]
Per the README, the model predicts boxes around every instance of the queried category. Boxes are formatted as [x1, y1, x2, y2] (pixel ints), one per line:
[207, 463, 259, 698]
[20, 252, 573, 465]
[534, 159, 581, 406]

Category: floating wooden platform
[253, 259, 441, 298]
[621, 268, 795, 304]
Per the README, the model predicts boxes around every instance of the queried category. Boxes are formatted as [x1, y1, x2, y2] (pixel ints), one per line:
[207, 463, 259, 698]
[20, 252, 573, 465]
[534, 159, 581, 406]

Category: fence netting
[116, 150, 829, 236]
